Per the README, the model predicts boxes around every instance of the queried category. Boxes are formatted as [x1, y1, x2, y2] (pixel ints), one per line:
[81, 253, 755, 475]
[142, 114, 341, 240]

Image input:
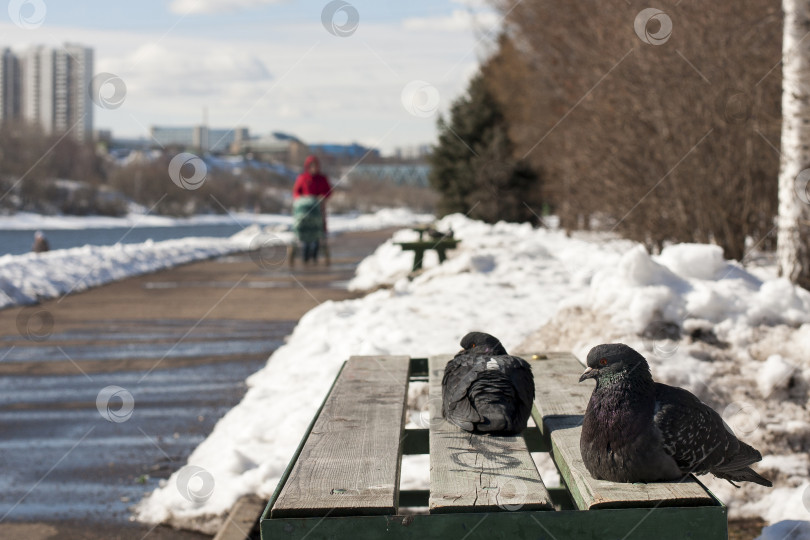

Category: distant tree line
[0, 121, 115, 215]
[0, 122, 295, 217]
[106, 150, 290, 216]
[0, 121, 441, 218]
[431, 0, 781, 261]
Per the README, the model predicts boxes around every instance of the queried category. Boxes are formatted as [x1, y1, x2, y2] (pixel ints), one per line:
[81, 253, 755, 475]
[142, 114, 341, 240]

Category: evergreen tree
[429, 72, 541, 224]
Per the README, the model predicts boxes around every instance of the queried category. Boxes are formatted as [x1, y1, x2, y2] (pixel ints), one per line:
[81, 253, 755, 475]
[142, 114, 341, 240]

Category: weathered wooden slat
[271, 355, 410, 518]
[550, 424, 716, 509]
[523, 352, 592, 434]
[428, 355, 553, 514]
[528, 352, 715, 510]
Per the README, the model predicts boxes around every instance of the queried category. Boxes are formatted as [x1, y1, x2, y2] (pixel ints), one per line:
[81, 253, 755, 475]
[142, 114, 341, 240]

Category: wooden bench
[260, 353, 727, 539]
[394, 239, 460, 272]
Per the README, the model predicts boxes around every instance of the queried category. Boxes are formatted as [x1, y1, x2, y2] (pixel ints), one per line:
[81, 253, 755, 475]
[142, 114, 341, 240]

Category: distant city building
[233, 131, 308, 166]
[150, 125, 249, 153]
[308, 142, 379, 161]
[2, 43, 93, 140]
[390, 144, 432, 160]
[342, 163, 431, 187]
[54, 44, 93, 140]
[107, 135, 151, 151]
[94, 129, 112, 143]
[151, 126, 195, 148]
[21, 45, 51, 131]
[0, 47, 21, 123]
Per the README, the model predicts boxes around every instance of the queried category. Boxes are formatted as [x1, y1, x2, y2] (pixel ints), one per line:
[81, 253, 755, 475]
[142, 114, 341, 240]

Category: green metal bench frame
[394, 240, 460, 272]
[260, 356, 728, 539]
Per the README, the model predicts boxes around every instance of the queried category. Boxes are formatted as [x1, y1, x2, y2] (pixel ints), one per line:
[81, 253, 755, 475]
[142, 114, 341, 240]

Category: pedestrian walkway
[0, 228, 396, 540]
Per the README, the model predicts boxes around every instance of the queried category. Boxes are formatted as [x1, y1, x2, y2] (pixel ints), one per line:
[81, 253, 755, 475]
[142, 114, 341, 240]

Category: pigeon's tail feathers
[714, 440, 763, 473]
[714, 466, 772, 488]
[472, 402, 512, 433]
[443, 396, 482, 432]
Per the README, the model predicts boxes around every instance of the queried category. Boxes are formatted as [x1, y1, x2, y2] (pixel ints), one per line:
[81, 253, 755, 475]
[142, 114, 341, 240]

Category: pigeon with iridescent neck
[579, 343, 771, 487]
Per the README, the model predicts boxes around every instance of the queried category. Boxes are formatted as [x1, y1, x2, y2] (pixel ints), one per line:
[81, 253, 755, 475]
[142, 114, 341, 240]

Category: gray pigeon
[441, 332, 535, 435]
[579, 343, 772, 487]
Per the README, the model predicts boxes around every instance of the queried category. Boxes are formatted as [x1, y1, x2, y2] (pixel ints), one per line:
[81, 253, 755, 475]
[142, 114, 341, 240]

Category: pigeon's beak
[579, 367, 597, 382]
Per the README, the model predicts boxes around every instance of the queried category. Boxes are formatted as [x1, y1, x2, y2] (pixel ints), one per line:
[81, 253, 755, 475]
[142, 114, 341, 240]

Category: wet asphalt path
[0, 228, 396, 539]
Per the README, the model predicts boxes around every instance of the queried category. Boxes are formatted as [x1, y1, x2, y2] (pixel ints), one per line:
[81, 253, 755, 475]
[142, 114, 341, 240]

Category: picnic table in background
[395, 224, 460, 272]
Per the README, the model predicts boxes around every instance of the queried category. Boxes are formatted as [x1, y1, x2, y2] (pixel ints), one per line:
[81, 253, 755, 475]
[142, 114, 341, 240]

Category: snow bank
[347, 228, 425, 291]
[135, 215, 810, 534]
[0, 237, 249, 309]
[134, 214, 629, 532]
[0, 208, 433, 310]
[758, 355, 798, 397]
[756, 518, 810, 540]
[328, 208, 433, 232]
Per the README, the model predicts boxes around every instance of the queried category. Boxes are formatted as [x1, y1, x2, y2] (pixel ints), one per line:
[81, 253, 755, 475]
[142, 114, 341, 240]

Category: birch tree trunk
[779, 0, 810, 289]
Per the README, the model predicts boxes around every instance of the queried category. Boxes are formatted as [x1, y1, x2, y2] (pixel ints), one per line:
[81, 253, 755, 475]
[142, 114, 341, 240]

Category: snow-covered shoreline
[0, 208, 433, 231]
[0, 208, 433, 309]
[132, 214, 810, 537]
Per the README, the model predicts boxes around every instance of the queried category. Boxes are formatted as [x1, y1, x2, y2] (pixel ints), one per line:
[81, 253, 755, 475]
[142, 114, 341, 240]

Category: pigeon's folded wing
[506, 356, 535, 408]
[653, 383, 739, 475]
[442, 356, 487, 405]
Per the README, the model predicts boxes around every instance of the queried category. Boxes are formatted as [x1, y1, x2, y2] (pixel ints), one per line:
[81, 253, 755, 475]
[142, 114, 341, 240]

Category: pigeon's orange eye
[471, 344, 476, 348]
[599, 358, 608, 366]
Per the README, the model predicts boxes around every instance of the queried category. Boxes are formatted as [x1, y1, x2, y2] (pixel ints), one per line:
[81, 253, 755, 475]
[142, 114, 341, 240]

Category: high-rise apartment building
[0, 47, 21, 123]
[21, 45, 53, 132]
[54, 44, 93, 140]
[2, 43, 94, 141]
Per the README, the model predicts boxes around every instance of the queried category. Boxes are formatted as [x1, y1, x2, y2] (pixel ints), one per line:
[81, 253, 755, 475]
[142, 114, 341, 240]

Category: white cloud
[451, 0, 491, 8]
[402, 9, 500, 33]
[168, 0, 286, 15]
[124, 43, 271, 90]
[0, 17, 483, 153]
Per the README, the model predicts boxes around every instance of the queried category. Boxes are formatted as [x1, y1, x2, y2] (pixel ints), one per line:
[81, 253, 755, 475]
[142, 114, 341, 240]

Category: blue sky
[2, 0, 500, 154]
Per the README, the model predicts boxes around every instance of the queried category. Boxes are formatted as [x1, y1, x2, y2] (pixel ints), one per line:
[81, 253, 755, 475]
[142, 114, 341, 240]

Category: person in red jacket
[293, 155, 332, 200]
[292, 156, 332, 263]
